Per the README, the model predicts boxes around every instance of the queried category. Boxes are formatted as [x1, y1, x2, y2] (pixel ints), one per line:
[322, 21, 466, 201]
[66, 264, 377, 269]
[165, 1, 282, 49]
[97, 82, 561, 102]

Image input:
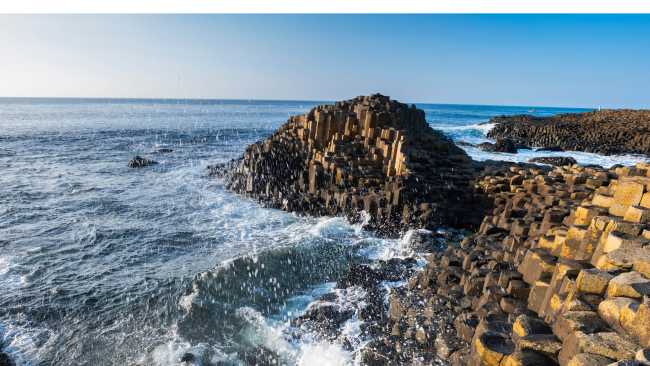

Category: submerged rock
[128, 156, 158, 168]
[487, 109, 650, 155]
[214, 94, 489, 235]
[529, 156, 577, 166]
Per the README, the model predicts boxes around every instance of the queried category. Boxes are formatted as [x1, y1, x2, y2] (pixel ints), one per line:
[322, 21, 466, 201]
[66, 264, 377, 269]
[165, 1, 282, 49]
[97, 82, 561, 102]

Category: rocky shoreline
[486, 110, 650, 156]
[366, 162, 650, 365]
[215, 95, 650, 365]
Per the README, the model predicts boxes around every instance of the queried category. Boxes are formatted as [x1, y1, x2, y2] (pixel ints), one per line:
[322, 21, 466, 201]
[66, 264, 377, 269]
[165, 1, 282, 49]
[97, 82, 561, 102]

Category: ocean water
[0, 98, 647, 366]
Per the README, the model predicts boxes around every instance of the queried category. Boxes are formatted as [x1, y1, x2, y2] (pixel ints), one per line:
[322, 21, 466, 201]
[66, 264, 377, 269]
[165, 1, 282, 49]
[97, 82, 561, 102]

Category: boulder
[607, 272, 650, 299]
[558, 331, 637, 365]
[478, 138, 519, 153]
[576, 269, 614, 295]
[128, 155, 158, 168]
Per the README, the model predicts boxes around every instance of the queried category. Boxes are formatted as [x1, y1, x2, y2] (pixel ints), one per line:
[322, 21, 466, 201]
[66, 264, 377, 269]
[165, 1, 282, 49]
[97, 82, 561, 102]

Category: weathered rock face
[216, 94, 488, 235]
[487, 110, 650, 155]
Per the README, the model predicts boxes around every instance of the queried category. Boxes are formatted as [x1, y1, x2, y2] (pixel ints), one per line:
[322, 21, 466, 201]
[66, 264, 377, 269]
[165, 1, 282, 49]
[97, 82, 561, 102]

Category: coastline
[215, 95, 650, 365]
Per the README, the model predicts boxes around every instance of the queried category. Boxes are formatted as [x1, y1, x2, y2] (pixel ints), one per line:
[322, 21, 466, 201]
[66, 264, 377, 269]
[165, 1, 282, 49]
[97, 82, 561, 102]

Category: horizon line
[0, 95, 606, 111]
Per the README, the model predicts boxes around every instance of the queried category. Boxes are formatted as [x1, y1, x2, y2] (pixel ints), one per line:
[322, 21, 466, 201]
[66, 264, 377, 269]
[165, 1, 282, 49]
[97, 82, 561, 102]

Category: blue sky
[0, 15, 649, 108]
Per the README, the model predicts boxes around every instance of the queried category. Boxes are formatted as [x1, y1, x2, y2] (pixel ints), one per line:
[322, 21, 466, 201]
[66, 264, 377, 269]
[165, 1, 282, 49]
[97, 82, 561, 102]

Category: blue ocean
[0, 98, 647, 366]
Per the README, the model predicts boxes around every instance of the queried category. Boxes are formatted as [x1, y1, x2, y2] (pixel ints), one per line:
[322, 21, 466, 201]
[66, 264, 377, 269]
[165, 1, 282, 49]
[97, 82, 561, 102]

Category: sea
[0, 98, 647, 366]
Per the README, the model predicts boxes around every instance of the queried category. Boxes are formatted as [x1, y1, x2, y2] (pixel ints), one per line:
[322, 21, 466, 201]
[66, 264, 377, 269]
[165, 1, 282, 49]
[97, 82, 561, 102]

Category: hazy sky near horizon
[1, 14, 649, 108]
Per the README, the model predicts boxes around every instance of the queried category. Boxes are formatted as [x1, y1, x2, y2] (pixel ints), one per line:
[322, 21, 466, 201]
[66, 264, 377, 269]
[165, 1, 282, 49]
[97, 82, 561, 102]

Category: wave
[432, 122, 495, 134]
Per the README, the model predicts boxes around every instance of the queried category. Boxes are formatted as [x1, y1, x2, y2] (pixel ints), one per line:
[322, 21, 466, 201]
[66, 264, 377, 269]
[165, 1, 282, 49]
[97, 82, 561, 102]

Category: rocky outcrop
[128, 156, 158, 168]
[364, 162, 650, 365]
[215, 94, 488, 235]
[477, 138, 520, 154]
[487, 110, 650, 155]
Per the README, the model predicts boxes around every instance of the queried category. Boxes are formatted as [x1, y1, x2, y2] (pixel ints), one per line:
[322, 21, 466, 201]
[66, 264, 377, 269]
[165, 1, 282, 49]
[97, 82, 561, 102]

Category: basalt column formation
[382, 162, 650, 365]
[219, 94, 486, 234]
[487, 110, 650, 156]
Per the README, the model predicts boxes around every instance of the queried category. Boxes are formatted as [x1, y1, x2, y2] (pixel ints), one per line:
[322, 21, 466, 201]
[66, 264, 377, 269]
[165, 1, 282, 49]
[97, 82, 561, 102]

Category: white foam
[178, 282, 200, 313]
[298, 342, 351, 366]
[308, 216, 356, 240]
[462, 145, 649, 168]
[435, 122, 495, 134]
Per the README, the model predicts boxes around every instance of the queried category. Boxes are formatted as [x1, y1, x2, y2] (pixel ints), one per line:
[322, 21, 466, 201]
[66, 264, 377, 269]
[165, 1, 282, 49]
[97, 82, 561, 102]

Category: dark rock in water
[529, 156, 577, 166]
[291, 302, 354, 335]
[155, 148, 174, 153]
[179, 352, 195, 363]
[128, 156, 158, 168]
[214, 94, 490, 235]
[0, 352, 14, 366]
[456, 140, 476, 147]
[477, 138, 518, 153]
[487, 109, 650, 155]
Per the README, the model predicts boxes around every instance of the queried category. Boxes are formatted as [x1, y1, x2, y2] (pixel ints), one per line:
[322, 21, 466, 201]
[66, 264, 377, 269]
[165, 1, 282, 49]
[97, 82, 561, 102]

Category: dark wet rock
[477, 138, 519, 153]
[337, 264, 382, 289]
[215, 94, 490, 236]
[291, 302, 354, 334]
[487, 109, 650, 155]
[528, 156, 577, 166]
[207, 159, 238, 177]
[374, 258, 417, 282]
[128, 156, 158, 168]
[155, 148, 174, 153]
[358, 288, 386, 322]
[338, 259, 416, 290]
[0, 352, 13, 366]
